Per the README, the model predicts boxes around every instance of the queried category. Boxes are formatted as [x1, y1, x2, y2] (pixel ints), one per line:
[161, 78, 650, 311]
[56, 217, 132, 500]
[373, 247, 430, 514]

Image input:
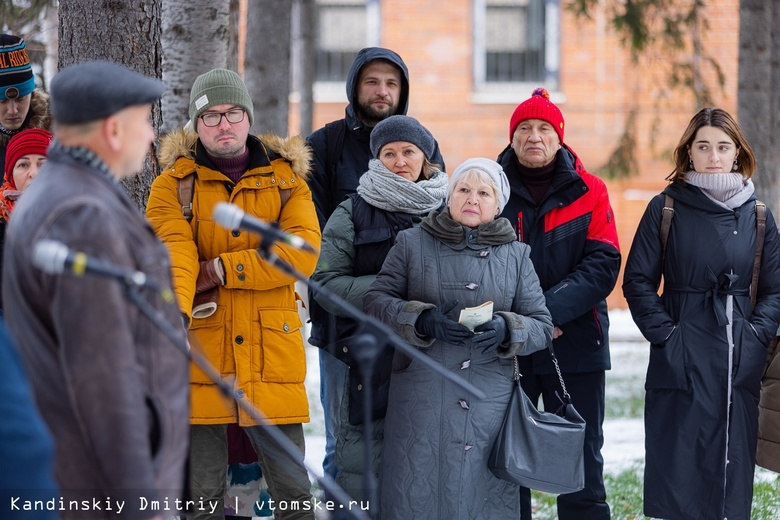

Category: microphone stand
[122, 284, 370, 520]
[253, 240, 487, 517]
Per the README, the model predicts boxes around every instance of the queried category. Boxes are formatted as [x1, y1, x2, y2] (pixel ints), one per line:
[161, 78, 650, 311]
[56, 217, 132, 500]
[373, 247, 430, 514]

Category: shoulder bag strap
[660, 194, 674, 263]
[178, 173, 195, 222]
[752, 201, 767, 309]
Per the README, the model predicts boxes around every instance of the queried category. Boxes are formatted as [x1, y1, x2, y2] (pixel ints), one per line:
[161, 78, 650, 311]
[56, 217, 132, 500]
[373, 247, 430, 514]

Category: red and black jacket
[497, 144, 621, 374]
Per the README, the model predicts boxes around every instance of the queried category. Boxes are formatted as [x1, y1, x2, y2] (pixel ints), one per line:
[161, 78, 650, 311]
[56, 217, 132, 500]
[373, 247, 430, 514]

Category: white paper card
[458, 301, 493, 331]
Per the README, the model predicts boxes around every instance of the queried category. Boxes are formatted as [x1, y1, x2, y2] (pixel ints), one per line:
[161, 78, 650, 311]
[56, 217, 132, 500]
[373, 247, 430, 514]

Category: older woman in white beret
[364, 158, 553, 519]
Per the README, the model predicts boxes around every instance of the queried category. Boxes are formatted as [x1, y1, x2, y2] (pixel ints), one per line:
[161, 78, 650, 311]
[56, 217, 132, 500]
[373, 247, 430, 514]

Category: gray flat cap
[50, 60, 165, 125]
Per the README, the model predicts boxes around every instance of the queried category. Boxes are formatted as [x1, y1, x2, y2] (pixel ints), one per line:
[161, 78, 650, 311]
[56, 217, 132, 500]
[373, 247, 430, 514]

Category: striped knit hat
[0, 35, 34, 101]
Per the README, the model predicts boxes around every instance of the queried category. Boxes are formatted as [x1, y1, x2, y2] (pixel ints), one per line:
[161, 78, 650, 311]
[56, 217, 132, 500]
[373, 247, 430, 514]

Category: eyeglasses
[199, 109, 245, 127]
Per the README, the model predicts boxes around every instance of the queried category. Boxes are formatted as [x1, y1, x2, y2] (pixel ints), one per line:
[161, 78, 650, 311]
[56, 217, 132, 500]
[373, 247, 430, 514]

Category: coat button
[283, 324, 290, 332]
[237, 264, 244, 271]
[236, 389, 245, 398]
[232, 230, 240, 237]
[357, 384, 363, 391]
[235, 336, 244, 344]
[238, 274, 245, 281]
[733, 230, 738, 235]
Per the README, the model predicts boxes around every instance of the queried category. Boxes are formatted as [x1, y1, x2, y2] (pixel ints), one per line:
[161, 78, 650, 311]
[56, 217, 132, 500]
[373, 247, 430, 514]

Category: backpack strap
[176, 168, 292, 225]
[752, 201, 767, 309]
[324, 120, 347, 215]
[178, 173, 195, 222]
[660, 194, 675, 263]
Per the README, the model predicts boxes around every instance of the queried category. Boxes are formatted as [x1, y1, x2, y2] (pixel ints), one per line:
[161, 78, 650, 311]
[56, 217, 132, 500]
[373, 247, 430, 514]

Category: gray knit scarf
[356, 158, 448, 214]
[685, 171, 754, 210]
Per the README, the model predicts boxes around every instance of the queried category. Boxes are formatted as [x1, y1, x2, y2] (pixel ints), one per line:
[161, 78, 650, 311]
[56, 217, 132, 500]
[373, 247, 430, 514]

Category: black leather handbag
[488, 348, 586, 494]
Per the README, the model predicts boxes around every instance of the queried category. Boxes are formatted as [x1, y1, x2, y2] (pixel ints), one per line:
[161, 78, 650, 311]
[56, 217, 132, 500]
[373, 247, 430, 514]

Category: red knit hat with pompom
[508, 88, 564, 143]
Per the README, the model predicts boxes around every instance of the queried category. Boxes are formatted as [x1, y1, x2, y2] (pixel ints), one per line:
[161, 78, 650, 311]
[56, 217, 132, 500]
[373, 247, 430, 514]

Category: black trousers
[519, 370, 611, 520]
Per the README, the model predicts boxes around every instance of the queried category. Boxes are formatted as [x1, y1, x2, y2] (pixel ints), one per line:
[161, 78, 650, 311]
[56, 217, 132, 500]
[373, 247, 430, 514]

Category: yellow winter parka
[147, 129, 320, 426]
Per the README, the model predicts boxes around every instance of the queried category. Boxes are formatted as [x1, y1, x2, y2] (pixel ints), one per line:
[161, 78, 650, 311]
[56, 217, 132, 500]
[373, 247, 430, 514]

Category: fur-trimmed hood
[158, 127, 312, 180]
[0, 89, 51, 149]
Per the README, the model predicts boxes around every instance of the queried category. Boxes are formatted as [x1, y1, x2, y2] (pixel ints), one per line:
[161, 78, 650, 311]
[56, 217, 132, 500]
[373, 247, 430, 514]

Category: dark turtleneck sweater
[207, 147, 251, 185]
[517, 158, 556, 206]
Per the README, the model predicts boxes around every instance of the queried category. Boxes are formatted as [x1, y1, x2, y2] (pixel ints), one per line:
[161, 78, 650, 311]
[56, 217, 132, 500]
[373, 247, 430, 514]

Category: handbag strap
[753, 201, 766, 309]
[512, 344, 572, 402]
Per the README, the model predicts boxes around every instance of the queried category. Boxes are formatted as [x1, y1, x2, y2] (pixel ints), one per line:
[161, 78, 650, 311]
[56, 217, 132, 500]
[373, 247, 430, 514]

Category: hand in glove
[196, 258, 226, 294]
[472, 314, 509, 354]
[415, 300, 473, 346]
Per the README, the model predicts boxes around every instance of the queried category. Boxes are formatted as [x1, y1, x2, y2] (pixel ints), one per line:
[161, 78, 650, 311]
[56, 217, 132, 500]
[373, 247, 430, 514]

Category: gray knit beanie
[370, 115, 435, 159]
[189, 69, 254, 128]
[449, 158, 511, 213]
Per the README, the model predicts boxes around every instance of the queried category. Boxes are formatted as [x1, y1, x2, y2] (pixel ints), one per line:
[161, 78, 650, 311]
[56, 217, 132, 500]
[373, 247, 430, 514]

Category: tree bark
[738, 0, 779, 213]
[161, 0, 231, 133]
[245, 0, 292, 136]
[57, 0, 163, 210]
[294, 0, 316, 137]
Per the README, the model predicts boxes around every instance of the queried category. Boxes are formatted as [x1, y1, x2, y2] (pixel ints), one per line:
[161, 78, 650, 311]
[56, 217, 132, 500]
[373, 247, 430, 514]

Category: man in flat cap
[3, 61, 188, 520]
[0, 34, 51, 187]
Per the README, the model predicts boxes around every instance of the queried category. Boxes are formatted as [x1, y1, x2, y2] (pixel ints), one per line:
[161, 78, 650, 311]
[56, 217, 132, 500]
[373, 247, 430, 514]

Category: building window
[315, 0, 378, 82]
[474, 0, 559, 89]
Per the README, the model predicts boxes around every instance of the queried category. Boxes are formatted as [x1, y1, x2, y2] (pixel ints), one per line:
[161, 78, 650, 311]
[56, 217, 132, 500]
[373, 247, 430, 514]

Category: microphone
[32, 239, 161, 290]
[212, 202, 317, 253]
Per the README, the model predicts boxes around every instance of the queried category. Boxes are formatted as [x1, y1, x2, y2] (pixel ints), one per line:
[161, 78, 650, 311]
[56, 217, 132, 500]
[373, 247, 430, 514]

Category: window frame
[472, 0, 561, 104]
[314, 0, 380, 103]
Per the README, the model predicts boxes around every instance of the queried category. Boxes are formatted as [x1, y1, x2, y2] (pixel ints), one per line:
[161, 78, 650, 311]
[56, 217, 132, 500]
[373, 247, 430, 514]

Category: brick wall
[301, 0, 740, 309]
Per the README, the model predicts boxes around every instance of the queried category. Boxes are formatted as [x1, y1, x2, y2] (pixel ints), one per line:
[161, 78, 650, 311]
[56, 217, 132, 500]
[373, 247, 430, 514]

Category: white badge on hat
[195, 94, 209, 110]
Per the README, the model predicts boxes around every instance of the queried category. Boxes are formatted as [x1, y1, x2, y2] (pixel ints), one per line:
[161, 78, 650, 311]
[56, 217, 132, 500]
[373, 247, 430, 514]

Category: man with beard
[305, 47, 444, 481]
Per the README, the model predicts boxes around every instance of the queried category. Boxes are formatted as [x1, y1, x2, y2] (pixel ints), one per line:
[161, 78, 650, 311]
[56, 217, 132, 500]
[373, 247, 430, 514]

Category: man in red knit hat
[497, 88, 621, 520]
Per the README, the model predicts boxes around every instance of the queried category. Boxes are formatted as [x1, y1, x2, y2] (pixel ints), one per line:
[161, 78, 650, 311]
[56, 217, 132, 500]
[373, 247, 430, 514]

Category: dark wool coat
[623, 182, 780, 520]
[363, 214, 553, 520]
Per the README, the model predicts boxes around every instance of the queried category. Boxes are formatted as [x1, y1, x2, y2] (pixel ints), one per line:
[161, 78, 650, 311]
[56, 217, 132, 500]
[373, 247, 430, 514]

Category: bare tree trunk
[245, 0, 291, 136]
[161, 0, 231, 133]
[42, 2, 59, 89]
[226, 0, 241, 73]
[294, 0, 316, 137]
[58, 0, 163, 210]
[739, 0, 780, 213]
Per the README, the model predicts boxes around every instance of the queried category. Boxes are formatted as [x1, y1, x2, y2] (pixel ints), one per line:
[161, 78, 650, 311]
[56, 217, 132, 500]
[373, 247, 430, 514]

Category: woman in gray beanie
[363, 158, 553, 520]
[311, 114, 448, 508]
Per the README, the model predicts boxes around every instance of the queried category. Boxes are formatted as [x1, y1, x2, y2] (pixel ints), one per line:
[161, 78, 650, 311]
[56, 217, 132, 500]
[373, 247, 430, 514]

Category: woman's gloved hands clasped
[472, 314, 509, 354]
[415, 300, 473, 346]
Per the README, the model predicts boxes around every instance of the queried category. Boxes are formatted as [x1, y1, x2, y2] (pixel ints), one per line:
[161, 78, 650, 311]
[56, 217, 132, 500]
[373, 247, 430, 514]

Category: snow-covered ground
[302, 308, 649, 478]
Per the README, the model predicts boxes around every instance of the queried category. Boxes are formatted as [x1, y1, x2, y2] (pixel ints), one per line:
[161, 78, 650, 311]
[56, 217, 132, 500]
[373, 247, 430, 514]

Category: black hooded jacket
[306, 47, 444, 231]
[306, 47, 444, 347]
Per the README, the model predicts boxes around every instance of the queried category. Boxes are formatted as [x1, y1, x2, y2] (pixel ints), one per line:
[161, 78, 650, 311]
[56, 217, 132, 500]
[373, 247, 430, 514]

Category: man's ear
[102, 114, 123, 152]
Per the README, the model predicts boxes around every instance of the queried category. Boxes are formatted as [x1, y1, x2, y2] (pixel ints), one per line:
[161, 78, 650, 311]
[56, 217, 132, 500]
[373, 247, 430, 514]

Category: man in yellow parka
[147, 69, 320, 520]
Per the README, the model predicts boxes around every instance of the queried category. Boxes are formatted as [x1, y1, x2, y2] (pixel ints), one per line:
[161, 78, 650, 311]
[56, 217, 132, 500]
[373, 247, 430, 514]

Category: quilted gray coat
[363, 211, 553, 519]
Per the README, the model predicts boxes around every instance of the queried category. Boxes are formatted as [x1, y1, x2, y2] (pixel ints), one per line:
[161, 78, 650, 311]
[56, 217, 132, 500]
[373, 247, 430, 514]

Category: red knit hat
[508, 88, 564, 143]
[4, 128, 53, 187]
